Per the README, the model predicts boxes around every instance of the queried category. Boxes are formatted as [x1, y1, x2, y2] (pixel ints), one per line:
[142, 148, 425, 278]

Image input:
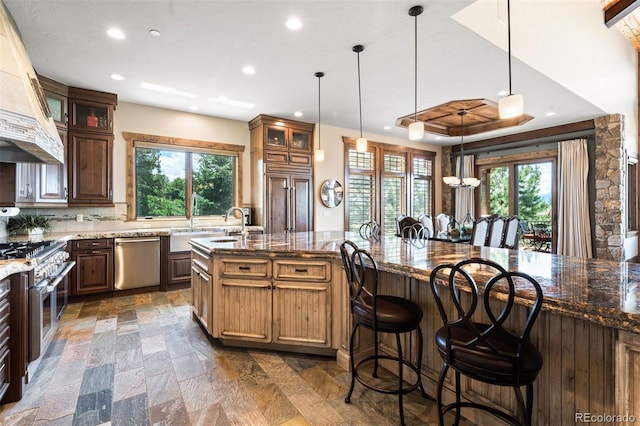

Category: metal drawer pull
[238, 266, 251, 271]
[295, 268, 308, 273]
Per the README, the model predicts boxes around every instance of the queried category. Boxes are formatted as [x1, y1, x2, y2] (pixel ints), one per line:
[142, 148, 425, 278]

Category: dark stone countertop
[190, 231, 640, 334]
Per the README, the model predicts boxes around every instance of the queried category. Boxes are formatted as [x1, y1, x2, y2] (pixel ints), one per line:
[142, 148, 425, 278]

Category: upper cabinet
[67, 87, 116, 206]
[39, 75, 68, 129]
[68, 87, 116, 134]
[251, 115, 313, 154]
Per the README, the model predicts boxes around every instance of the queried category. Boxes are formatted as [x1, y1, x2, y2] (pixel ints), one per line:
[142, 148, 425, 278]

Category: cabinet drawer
[288, 152, 311, 167]
[219, 258, 271, 279]
[264, 151, 288, 163]
[273, 260, 331, 282]
[72, 239, 113, 250]
[191, 248, 210, 274]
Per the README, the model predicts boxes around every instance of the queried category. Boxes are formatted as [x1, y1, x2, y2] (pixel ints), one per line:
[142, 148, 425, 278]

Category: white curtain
[557, 138, 592, 258]
[455, 155, 475, 223]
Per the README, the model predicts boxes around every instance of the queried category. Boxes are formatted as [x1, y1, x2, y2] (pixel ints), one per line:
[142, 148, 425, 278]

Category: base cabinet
[168, 252, 191, 286]
[190, 249, 339, 353]
[70, 239, 114, 295]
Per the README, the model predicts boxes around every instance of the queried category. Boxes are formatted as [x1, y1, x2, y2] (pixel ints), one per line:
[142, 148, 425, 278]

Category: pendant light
[443, 110, 480, 188]
[498, 0, 524, 119]
[408, 5, 424, 141]
[353, 44, 367, 152]
[315, 71, 325, 162]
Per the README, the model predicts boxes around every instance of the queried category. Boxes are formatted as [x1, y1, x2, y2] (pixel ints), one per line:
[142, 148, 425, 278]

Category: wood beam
[605, 0, 640, 28]
[451, 119, 595, 153]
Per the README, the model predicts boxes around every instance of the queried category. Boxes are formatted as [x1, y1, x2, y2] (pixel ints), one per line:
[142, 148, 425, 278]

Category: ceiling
[2, 0, 624, 145]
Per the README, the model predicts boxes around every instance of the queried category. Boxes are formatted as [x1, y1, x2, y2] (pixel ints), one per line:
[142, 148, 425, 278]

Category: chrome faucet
[190, 192, 198, 230]
[224, 207, 246, 236]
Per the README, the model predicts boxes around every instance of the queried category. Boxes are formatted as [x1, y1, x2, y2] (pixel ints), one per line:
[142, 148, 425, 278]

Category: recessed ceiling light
[242, 66, 256, 75]
[294, 111, 303, 117]
[110, 74, 125, 81]
[285, 16, 303, 30]
[149, 29, 161, 37]
[545, 111, 556, 117]
[106, 27, 126, 40]
[383, 126, 391, 130]
[497, 89, 509, 96]
[189, 106, 198, 111]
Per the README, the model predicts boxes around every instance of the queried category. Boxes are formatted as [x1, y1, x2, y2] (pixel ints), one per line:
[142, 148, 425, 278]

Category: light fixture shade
[443, 176, 460, 186]
[356, 137, 367, 152]
[314, 149, 325, 162]
[408, 121, 424, 140]
[499, 94, 524, 119]
[462, 177, 481, 187]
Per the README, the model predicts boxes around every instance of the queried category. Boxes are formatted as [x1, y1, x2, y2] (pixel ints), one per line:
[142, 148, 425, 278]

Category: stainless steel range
[0, 240, 75, 362]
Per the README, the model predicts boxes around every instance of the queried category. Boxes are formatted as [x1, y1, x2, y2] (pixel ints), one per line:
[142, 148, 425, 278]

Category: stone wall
[441, 145, 454, 215]
[594, 114, 626, 260]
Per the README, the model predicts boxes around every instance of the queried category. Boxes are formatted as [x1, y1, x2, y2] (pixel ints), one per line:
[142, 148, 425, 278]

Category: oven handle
[46, 261, 76, 292]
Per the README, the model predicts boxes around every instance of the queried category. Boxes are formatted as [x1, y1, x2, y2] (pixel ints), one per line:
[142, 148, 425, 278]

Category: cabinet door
[289, 128, 311, 152]
[37, 129, 67, 204]
[71, 249, 114, 295]
[266, 174, 289, 234]
[45, 92, 67, 128]
[68, 132, 113, 205]
[264, 125, 287, 150]
[191, 263, 212, 332]
[0, 163, 16, 206]
[15, 163, 36, 203]
[218, 279, 271, 343]
[69, 99, 114, 133]
[273, 281, 331, 347]
[291, 175, 312, 232]
[169, 253, 191, 285]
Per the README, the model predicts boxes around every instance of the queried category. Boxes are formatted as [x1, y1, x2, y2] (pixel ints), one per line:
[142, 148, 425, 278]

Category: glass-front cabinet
[69, 100, 113, 133]
[45, 92, 67, 128]
[265, 125, 311, 152]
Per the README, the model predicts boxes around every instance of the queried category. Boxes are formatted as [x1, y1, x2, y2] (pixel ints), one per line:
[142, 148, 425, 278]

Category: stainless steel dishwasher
[114, 237, 160, 290]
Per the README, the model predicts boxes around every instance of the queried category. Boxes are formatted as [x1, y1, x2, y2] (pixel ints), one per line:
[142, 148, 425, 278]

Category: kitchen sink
[169, 229, 225, 252]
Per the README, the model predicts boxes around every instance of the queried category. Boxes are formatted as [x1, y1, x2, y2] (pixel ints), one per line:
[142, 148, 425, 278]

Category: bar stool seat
[341, 240, 427, 426]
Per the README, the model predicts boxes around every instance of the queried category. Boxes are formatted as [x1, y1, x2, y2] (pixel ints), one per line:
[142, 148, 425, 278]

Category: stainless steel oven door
[29, 282, 56, 362]
[28, 261, 75, 362]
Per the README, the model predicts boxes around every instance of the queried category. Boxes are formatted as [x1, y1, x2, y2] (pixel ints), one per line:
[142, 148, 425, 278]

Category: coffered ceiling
[2, 0, 634, 145]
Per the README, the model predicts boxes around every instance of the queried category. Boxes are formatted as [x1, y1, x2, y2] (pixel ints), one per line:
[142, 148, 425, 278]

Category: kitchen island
[191, 231, 640, 426]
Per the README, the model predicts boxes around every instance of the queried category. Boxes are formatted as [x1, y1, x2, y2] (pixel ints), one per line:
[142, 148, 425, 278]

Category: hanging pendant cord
[459, 111, 466, 183]
[507, 0, 513, 96]
[414, 12, 418, 123]
[318, 74, 321, 150]
[357, 50, 363, 138]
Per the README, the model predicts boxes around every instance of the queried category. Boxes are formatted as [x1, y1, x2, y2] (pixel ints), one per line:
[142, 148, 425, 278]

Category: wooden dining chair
[487, 216, 507, 247]
[501, 216, 520, 249]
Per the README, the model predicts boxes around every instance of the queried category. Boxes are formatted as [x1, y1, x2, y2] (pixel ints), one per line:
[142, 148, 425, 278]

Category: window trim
[342, 136, 436, 234]
[123, 132, 245, 221]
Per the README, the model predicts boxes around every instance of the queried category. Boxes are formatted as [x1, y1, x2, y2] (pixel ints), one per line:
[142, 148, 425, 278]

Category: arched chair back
[487, 216, 507, 247]
[359, 221, 381, 241]
[417, 214, 435, 238]
[435, 213, 450, 237]
[340, 240, 426, 424]
[501, 216, 520, 249]
[469, 217, 491, 246]
[428, 258, 544, 425]
[398, 216, 422, 238]
[395, 214, 407, 236]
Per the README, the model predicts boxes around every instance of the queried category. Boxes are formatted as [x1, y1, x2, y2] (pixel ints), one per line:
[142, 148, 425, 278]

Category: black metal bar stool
[428, 257, 544, 426]
[340, 240, 427, 425]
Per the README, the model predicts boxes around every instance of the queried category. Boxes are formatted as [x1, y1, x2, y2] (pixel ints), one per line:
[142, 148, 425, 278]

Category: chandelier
[442, 110, 480, 188]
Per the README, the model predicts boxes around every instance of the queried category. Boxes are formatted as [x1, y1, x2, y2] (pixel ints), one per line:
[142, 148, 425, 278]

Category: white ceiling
[3, 0, 616, 145]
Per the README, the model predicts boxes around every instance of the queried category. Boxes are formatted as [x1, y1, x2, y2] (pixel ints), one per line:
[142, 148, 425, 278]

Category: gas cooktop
[0, 241, 54, 260]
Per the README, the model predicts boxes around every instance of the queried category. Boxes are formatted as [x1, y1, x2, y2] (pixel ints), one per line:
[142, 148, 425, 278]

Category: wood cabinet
[39, 75, 68, 129]
[0, 163, 16, 206]
[191, 247, 212, 332]
[249, 115, 314, 234]
[68, 132, 113, 205]
[168, 253, 191, 286]
[211, 255, 333, 349]
[1, 271, 29, 404]
[70, 239, 114, 295]
[67, 87, 116, 206]
[15, 163, 36, 203]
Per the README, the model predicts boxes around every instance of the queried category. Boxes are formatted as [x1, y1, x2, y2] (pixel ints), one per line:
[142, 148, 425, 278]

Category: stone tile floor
[0, 289, 463, 425]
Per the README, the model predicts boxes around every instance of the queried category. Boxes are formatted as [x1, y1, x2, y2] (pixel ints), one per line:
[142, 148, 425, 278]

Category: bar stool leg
[373, 331, 379, 378]
[396, 333, 405, 426]
[345, 322, 359, 403]
[454, 370, 461, 426]
[526, 383, 534, 426]
[436, 363, 448, 426]
[416, 327, 427, 397]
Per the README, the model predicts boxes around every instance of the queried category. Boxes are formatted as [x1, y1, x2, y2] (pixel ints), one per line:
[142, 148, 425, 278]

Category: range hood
[0, 1, 63, 164]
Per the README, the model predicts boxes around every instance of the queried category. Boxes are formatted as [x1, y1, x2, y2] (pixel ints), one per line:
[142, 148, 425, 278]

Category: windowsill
[626, 230, 638, 238]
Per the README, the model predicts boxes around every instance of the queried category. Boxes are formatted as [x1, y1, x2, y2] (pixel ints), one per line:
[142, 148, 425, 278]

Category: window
[344, 138, 435, 234]
[124, 133, 244, 221]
